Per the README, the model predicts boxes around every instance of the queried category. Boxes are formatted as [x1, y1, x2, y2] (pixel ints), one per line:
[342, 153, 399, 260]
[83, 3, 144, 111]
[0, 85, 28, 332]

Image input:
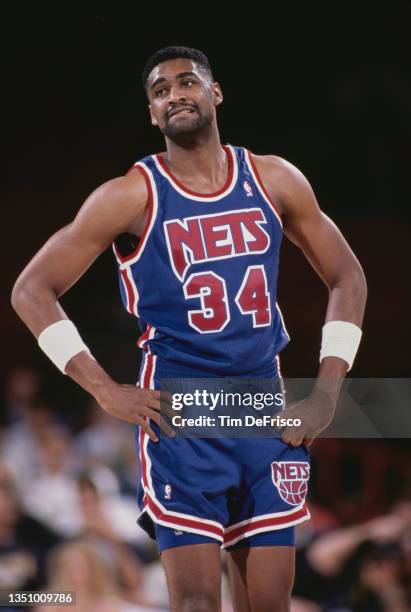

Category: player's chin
[164, 118, 200, 135]
[163, 113, 209, 138]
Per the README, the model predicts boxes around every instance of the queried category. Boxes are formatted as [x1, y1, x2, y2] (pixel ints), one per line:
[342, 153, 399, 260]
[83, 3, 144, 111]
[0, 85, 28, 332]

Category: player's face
[147, 58, 223, 141]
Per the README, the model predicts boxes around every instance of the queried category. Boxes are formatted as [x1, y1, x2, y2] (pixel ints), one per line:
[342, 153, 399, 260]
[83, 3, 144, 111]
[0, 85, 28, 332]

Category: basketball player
[12, 47, 367, 611]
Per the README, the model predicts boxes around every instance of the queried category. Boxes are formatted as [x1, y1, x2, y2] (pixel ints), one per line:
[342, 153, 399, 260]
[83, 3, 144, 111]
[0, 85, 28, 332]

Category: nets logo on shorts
[271, 461, 310, 506]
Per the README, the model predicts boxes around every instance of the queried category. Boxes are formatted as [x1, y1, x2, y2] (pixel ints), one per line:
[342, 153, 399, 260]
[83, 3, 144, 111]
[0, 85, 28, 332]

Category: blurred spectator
[77, 475, 155, 559]
[73, 398, 140, 497]
[34, 538, 166, 612]
[294, 503, 411, 610]
[14, 424, 82, 537]
[74, 398, 132, 471]
[0, 463, 61, 592]
[11, 424, 147, 548]
[351, 541, 408, 611]
[1, 399, 56, 487]
[2, 367, 43, 425]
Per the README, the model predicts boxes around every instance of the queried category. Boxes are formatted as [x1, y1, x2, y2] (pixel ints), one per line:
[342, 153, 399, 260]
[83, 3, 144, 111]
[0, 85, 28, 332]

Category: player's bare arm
[11, 171, 172, 441]
[254, 155, 367, 445]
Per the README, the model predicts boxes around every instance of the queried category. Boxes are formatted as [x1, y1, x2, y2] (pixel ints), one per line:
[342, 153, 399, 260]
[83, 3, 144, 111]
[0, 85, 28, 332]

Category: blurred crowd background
[2, 6, 410, 611]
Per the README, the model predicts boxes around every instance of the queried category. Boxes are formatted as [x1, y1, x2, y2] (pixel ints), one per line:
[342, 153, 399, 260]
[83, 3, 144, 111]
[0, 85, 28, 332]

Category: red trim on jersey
[139, 427, 149, 489]
[156, 145, 234, 198]
[145, 494, 224, 538]
[113, 165, 154, 264]
[224, 503, 309, 545]
[142, 350, 155, 388]
[276, 354, 283, 378]
[247, 151, 282, 220]
[137, 323, 152, 349]
[120, 268, 136, 314]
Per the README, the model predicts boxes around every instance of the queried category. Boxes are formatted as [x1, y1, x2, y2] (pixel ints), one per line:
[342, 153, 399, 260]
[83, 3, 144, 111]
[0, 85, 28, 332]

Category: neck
[164, 128, 226, 183]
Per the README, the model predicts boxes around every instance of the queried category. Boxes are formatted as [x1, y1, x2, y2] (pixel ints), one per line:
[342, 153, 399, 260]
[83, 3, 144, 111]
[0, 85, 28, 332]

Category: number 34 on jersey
[164, 208, 272, 334]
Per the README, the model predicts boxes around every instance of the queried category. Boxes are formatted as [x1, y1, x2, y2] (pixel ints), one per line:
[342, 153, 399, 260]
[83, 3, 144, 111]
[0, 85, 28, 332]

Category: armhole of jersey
[244, 150, 283, 228]
[112, 162, 158, 267]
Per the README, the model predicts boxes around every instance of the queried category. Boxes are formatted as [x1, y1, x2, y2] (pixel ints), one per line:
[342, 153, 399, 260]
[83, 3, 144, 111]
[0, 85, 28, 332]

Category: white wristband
[320, 320, 362, 371]
[38, 320, 91, 374]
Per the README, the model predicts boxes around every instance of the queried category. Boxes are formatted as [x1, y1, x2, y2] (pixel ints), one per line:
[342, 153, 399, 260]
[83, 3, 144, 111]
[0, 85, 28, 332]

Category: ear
[148, 104, 158, 126]
[212, 82, 223, 107]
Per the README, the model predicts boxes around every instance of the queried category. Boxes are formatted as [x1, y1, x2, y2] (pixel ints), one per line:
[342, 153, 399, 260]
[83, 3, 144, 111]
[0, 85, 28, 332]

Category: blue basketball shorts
[135, 353, 311, 553]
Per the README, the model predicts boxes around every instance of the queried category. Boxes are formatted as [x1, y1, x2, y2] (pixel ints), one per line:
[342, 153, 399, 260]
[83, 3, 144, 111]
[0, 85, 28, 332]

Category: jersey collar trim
[152, 145, 238, 202]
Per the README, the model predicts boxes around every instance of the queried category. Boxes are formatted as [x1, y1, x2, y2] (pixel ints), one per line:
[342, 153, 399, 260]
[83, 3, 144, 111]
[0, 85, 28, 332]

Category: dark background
[2, 7, 410, 409]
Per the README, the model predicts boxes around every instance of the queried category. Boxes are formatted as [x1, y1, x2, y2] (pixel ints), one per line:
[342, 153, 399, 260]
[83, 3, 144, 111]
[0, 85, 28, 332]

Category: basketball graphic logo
[271, 461, 310, 506]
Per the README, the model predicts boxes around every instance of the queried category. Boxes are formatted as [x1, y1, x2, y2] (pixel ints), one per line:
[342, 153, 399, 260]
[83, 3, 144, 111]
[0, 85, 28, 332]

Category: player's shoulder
[250, 152, 304, 182]
[249, 152, 312, 197]
[82, 167, 149, 225]
[73, 167, 150, 237]
[247, 152, 315, 217]
[96, 167, 148, 202]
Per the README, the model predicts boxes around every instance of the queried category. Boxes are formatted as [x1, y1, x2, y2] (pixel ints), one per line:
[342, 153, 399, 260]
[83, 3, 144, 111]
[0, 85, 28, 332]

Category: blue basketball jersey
[113, 145, 289, 376]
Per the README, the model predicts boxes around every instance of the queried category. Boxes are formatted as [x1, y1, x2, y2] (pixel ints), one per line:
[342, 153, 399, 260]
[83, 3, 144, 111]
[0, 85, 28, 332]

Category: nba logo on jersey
[243, 180, 253, 197]
[164, 484, 172, 500]
[271, 461, 310, 506]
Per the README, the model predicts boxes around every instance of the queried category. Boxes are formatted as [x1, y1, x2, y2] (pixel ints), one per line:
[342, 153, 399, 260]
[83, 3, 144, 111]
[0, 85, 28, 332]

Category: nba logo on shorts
[271, 461, 310, 506]
[164, 484, 172, 500]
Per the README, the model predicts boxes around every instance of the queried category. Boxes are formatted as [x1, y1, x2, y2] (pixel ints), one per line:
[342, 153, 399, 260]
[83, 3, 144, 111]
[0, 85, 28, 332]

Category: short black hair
[142, 46, 213, 88]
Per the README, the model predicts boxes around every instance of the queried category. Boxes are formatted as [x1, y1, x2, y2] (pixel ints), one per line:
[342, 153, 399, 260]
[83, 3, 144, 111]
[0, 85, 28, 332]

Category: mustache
[166, 104, 199, 119]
